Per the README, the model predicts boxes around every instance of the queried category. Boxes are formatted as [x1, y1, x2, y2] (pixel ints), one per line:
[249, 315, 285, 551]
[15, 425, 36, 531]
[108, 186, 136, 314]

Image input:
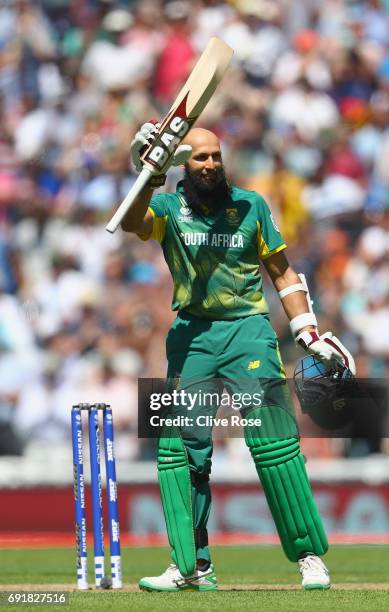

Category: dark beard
[182, 165, 232, 214]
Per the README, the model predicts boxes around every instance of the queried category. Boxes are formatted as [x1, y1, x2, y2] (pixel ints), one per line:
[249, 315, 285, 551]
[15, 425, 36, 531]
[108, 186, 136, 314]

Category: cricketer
[120, 124, 356, 592]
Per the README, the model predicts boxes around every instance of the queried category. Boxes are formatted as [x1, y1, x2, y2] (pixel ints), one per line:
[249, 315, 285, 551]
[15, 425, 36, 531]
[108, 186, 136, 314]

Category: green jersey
[139, 181, 286, 320]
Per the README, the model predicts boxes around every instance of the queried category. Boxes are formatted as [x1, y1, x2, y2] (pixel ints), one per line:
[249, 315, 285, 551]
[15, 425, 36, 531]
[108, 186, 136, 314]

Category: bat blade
[106, 37, 233, 234]
[169, 37, 234, 121]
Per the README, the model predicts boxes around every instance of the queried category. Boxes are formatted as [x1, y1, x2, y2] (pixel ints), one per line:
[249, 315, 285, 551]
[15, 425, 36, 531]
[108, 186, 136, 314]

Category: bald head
[183, 128, 220, 151]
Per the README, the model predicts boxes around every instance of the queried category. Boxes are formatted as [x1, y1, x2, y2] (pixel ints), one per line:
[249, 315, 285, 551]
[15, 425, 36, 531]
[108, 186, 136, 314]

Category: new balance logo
[248, 360, 260, 370]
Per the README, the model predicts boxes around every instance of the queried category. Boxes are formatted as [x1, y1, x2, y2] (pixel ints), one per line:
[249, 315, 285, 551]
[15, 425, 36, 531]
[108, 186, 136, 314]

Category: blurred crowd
[0, 0, 389, 462]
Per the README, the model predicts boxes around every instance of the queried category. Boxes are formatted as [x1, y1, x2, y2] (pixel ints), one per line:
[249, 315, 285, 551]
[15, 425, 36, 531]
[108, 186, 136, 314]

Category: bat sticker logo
[145, 99, 191, 172]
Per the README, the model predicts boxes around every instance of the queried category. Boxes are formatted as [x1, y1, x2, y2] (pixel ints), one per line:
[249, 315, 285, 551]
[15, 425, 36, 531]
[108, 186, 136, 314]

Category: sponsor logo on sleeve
[270, 213, 280, 233]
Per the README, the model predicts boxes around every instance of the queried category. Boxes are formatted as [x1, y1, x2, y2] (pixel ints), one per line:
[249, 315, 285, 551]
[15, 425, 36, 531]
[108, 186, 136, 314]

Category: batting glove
[296, 330, 356, 375]
[130, 121, 192, 186]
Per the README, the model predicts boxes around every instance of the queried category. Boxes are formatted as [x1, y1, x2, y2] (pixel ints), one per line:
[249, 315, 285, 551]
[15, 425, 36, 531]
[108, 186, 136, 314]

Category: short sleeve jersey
[138, 182, 286, 320]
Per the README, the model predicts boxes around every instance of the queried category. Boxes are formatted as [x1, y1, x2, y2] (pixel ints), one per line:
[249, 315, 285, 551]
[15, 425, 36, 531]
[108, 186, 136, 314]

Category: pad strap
[190, 471, 210, 484]
[195, 528, 209, 548]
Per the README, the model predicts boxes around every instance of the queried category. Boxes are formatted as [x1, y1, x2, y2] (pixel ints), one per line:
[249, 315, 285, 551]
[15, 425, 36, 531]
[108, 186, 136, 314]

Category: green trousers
[165, 311, 291, 562]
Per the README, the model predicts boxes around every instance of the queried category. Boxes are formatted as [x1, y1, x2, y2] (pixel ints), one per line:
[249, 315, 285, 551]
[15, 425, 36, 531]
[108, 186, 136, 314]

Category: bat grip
[105, 167, 153, 234]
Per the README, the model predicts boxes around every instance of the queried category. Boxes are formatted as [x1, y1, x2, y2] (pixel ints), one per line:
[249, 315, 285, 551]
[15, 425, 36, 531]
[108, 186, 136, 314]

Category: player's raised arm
[264, 250, 356, 374]
[119, 185, 154, 234]
[106, 38, 233, 234]
[120, 122, 192, 234]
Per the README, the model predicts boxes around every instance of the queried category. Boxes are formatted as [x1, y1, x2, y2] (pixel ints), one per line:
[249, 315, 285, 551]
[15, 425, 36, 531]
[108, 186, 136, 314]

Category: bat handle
[105, 167, 153, 234]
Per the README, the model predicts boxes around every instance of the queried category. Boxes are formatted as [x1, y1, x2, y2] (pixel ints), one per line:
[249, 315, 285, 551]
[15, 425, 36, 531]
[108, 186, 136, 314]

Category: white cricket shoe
[139, 563, 218, 592]
[298, 555, 331, 590]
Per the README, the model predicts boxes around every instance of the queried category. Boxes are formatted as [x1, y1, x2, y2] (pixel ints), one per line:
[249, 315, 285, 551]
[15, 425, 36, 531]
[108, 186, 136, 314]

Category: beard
[182, 164, 231, 213]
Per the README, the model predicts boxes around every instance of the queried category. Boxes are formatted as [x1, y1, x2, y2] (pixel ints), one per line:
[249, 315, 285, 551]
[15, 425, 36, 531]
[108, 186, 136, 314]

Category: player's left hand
[296, 330, 356, 375]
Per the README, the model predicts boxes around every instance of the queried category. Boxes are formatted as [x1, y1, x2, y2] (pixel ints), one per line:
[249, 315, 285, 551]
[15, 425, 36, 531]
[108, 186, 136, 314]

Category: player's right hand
[130, 121, 192, 175]
[131, 121, 160, 173]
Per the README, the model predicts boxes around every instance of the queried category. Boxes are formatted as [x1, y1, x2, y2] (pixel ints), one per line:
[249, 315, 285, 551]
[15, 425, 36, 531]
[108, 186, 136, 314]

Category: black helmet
[294, 355, 357, 430]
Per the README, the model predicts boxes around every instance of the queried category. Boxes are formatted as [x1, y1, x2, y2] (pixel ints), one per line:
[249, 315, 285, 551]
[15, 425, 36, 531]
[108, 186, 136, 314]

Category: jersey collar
[176, 180, 212, 216]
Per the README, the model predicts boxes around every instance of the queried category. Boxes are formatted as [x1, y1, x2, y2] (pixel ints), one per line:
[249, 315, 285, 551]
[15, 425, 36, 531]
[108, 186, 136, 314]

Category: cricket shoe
[139, 563, 218, 592]
[298, 554, 331, 590]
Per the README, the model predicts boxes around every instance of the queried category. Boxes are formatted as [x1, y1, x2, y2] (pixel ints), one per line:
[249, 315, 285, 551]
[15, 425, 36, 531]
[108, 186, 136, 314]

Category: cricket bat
[105, 37, 233, 233]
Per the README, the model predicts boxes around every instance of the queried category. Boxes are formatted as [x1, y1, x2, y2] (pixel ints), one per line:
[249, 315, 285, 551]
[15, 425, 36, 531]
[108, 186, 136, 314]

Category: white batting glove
[296, 330, 356, 375]
[169, 144, 193, 168]
[130, 121, 192, 174]
[131, 121, 160, 172]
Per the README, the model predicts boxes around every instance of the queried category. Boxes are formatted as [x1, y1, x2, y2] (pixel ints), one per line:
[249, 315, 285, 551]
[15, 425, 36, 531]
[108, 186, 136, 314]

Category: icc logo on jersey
[179, 206, 193, 222]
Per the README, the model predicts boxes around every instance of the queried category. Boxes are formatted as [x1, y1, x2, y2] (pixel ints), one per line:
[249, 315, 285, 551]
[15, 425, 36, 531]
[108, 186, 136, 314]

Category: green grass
[0, 545, 388, 611]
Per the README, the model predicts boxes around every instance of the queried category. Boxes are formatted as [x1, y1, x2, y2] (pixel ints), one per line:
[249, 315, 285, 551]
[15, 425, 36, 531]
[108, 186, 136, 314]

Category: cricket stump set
[71, 403, 122, 590]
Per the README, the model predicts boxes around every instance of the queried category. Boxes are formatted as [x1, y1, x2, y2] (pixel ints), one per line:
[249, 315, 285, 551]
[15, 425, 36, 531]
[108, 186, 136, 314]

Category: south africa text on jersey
[182, 232, 244, 248]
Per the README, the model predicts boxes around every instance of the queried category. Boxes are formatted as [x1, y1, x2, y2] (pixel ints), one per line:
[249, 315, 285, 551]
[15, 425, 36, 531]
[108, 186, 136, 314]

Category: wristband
[149, 174, 166, 188]
[290, 313, 318, 336]
[295, 330, 320, 349]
